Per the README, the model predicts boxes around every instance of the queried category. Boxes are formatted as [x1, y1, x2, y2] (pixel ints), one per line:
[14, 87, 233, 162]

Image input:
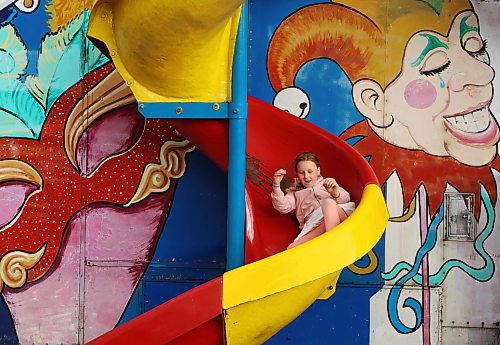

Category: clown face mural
[266, 0, 500, 344]
[356, 10, 498, 167]
[0, 1, 193, 343]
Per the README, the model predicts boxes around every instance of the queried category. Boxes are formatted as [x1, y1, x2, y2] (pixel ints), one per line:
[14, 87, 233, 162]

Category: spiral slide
[86, 1, 388, 344]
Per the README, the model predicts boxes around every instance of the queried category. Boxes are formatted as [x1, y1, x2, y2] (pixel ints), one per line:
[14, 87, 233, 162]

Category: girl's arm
[271, 187, 296, 214]
[323, 177, 350, 203]
[334, 185, 350, 204]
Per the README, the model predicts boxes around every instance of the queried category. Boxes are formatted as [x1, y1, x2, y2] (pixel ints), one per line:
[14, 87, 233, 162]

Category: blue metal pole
[226, 1, 248, 271]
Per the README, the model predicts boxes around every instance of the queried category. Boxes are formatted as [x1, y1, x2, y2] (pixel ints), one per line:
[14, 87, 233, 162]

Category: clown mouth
[444, 102, 499, 145]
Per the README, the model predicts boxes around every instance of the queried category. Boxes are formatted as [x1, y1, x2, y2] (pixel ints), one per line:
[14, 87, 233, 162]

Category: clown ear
[353, 79, 392, 128]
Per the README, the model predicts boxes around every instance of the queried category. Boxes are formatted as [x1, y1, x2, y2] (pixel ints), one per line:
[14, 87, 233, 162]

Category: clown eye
[273, 87, 311, 119]
[466, 38, 488, 58]
[419, 51, 450, 77]
[420, 60, 450, 77]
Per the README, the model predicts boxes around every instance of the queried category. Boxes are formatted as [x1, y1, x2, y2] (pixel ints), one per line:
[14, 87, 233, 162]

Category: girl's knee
[321, 199, 339, 215]
[321, 198, 337, 208]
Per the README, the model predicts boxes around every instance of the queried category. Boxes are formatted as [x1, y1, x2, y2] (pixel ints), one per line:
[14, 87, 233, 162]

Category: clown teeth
[445, 106, 490, 133]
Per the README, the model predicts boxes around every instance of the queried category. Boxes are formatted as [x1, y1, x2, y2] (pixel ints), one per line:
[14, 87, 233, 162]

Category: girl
[271, 152, 355, 249]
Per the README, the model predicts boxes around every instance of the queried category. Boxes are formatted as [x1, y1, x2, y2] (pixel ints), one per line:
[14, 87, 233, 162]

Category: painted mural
[1, 0, 499, 344]
[260, 0, 500, 344]
[0, 1, 194, 343]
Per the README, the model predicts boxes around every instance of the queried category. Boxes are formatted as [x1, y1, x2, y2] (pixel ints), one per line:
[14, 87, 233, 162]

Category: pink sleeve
[271, 189, 296, 214]
[335, 185, 351, 204]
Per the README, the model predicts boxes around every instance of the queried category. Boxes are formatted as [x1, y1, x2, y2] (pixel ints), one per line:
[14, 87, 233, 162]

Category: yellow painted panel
[88, 0, 244, 103]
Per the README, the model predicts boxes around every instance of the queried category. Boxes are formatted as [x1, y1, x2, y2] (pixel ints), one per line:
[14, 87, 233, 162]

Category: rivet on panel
[175, 107, 183, 115]
[213, 103, 220, 111]
[139, 104, 144, 109]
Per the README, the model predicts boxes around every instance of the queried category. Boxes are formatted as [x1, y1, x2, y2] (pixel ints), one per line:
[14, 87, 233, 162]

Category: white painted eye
[273, 87, 311, 119]
[14, 0, 39, 13]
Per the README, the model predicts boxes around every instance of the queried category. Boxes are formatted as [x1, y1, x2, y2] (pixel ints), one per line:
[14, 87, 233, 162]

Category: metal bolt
[328, 285, 334, 290]
[139, 104, 144, 109]
[213, 103, 220, 111]
[232, 108, 239, 114]
[175, 107, 183, 115]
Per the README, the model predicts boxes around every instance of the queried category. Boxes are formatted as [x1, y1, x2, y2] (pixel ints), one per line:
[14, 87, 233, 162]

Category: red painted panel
[86, 277, 223, 345]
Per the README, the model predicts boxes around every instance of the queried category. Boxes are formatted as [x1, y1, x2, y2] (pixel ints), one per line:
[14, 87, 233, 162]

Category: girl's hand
[273, 169, 286, 185]
[323, 179, 340, 198]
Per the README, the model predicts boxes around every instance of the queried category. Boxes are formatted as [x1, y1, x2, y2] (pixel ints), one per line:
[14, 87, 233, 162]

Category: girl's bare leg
[287, 200, 348, 249]
[287, 223, 326, 249]
[321, 198, 347, 231]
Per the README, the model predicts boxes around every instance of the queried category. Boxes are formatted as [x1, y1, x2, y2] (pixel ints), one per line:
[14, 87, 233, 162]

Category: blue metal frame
[226, 1, 248, 270]
[138, 102, 229, 119]
[138, 2, 248, 271]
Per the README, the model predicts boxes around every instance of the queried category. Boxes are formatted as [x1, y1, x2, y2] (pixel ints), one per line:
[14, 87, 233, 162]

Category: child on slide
[271, 152, 355, 249]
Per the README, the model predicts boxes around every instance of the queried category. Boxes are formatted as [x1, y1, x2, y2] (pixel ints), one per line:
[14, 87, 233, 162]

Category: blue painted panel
[265, 286, 381, 345]
[294, 59, 364, 136]
[0, 297, 17, 345]
[9, 2, 50, 76]
[151, 149, 227, 263]
[143, 280, 203, 311]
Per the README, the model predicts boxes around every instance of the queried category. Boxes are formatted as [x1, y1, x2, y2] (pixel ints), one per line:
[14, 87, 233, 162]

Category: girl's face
[296, 160, 321, 188]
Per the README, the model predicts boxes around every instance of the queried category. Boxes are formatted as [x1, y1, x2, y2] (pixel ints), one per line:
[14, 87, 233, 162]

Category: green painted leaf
[0, 78, 45, 138]
[0, 24, 28, 78]
[419, 0, 444, 15]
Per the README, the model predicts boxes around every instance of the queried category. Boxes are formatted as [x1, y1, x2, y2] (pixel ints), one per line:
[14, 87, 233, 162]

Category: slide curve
[87, 97, 388, 345]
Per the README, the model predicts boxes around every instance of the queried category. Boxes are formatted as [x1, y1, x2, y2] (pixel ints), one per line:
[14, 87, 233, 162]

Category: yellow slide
[88, 0, 243, 103]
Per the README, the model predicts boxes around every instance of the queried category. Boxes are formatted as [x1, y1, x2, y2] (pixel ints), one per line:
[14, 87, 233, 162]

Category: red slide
[87, 96, 378, 345]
